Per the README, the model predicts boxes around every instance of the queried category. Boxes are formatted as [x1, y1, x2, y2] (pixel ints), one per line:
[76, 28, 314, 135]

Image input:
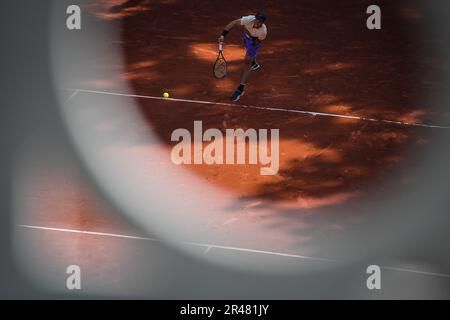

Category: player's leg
[240, 56, 253, 85]
[230, 57, 252, 102]
[243, 39, 261, 77]
[230, 35, 261, 102]
[247, 37, 262, 71]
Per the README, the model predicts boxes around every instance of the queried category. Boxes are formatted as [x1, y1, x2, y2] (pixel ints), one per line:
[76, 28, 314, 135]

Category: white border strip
[62, 88, 450, 130]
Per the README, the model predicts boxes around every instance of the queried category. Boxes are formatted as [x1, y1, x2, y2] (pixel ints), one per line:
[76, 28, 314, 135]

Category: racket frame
[213, 43, 227, 79]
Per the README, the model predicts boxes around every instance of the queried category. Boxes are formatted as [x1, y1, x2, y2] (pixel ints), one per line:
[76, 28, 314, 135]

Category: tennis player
[218, 13, 268, 102]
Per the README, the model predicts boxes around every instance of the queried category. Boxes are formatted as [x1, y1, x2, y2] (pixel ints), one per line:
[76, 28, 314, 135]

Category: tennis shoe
[230, 89, 244, 102]
[250, 60, 261, 71]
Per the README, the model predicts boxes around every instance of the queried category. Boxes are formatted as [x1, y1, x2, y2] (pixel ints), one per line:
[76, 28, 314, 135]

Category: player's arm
[218, 19, 241, 44]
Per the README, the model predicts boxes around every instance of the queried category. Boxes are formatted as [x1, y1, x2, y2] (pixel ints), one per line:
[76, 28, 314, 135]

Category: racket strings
[214, 58, 227, 79]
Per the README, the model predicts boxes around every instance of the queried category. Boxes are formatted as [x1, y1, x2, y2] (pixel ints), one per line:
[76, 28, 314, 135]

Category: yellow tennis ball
[163, 92, 170, 98]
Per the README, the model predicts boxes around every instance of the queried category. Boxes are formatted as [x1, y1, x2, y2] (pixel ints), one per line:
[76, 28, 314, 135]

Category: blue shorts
[243, 32, 261, 58]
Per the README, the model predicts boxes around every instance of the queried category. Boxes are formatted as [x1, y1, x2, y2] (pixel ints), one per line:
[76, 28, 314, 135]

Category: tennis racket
[213, 43, 227, 79]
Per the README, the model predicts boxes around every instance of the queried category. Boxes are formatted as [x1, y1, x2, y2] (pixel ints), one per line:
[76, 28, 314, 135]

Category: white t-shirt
[240, 15, 267, 41]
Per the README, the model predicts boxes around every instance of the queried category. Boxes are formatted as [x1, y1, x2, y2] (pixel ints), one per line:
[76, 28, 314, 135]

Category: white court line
[62, 88, 450, 130]
[17, 89, 80, 152]
[64, 89, 79, 104]
[381, 266, 450, 279]
[18, 224, 334, 262]
[18, 224, 450, 278]
[19, 224, 162, 242]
